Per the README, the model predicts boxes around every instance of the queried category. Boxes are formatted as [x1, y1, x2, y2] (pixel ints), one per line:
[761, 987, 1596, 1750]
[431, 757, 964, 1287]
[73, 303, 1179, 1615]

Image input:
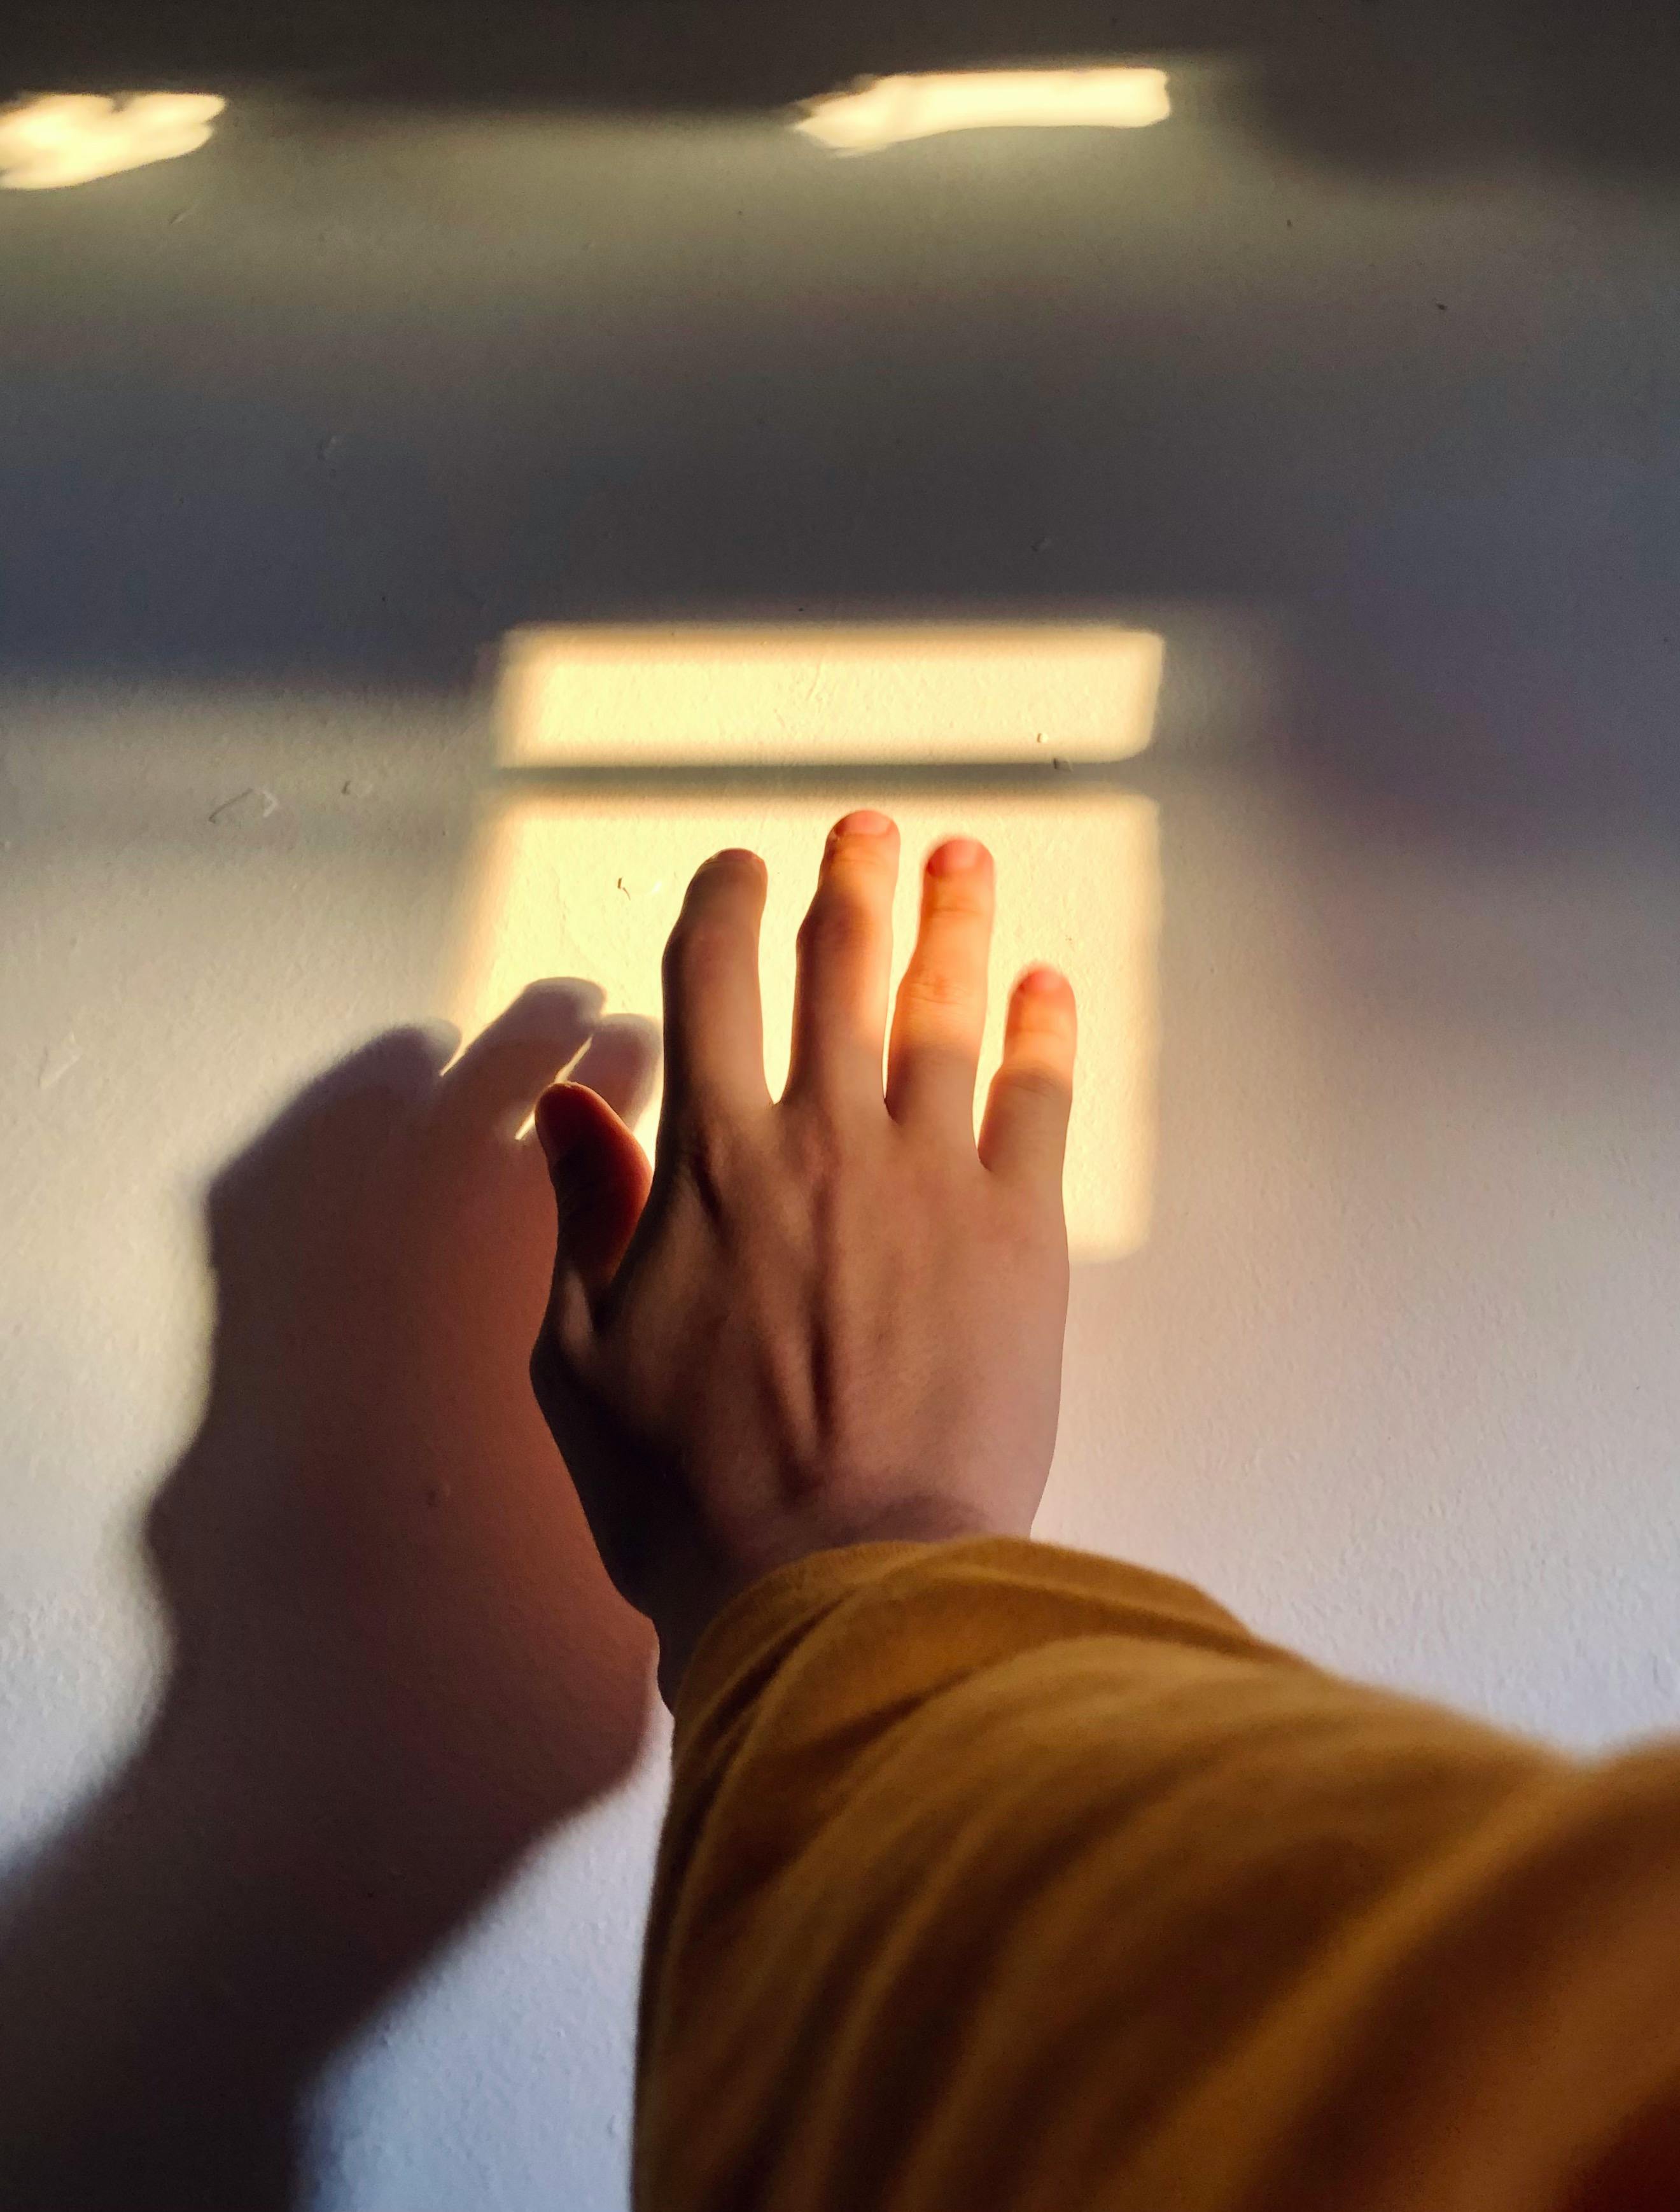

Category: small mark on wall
[37, 1035, 81, 1092]
[209, 786, 279, 828]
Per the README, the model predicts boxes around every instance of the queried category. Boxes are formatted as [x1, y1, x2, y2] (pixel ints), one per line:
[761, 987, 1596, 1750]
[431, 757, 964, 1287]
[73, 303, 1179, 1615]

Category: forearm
[636, 1534, 1298, 2208]
[631, 1536, 1680, 2212]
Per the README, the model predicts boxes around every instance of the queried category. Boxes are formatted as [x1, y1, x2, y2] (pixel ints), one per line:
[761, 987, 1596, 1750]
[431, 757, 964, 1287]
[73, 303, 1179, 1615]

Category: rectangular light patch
[498, 624, 1163, 769]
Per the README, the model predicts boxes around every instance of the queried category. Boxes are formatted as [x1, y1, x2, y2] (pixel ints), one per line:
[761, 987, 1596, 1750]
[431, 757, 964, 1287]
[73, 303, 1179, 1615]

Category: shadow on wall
[0, 985, 659, 2209]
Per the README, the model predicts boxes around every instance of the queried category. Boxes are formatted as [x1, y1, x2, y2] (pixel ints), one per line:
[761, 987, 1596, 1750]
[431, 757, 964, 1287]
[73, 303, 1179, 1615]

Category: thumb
[533, 1080, 652, 1313]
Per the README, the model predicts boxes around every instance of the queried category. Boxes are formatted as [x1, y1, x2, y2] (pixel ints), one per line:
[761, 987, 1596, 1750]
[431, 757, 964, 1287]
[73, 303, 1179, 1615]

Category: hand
[529, 812, 1077, 1700]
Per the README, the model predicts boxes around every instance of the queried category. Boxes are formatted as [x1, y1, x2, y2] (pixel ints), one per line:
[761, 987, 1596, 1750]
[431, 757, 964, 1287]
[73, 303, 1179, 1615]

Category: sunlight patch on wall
[499, 624, 1163, 769]
[449, 793, 1159, 1261]
[0, 94, 225, 191]
[794, 69, 1170, 155]
[449, 622, 1164, 1259]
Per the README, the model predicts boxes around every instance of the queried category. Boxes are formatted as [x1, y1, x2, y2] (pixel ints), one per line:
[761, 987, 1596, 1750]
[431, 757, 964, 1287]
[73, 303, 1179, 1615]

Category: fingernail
[704, 846, 761, 870]
[927, 836, 986, 876]
[1017, 963, 1068, 995]
[832, 808, 894, 839]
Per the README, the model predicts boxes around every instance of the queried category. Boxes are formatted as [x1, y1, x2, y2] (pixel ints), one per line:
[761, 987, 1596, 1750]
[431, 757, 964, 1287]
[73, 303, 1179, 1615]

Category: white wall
[4, 46, 1680, 2208]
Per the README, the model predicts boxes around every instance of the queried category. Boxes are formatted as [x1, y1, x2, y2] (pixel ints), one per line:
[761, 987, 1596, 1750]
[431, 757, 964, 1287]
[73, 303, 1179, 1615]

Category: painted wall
[4, 37, 1680, 2207]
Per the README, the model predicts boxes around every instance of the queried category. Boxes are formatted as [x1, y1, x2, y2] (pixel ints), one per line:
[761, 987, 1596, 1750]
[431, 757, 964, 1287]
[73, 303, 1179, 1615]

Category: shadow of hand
[0, 983, 659, 2209]
[153, 979, 660, 1893]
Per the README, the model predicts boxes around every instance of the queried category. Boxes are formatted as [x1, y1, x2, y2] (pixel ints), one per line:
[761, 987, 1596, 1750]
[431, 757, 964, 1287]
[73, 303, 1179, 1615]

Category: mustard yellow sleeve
[634, 1536, 1680, 2212]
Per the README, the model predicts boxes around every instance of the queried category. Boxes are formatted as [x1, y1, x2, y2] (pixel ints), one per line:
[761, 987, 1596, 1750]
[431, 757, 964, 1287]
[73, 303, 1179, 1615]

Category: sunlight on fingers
[449, 793, 1159, 1260]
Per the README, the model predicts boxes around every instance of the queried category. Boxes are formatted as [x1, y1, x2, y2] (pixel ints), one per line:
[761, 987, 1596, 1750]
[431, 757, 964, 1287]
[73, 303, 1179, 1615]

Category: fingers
[661, 849, 770, 1122]
[786, 810, 900, 1105]
[978, 965, 1078, 1189]
[442, 979, 604, 1138]
[535, 1081, 654, 1319]
[886, 837, 995, 1137]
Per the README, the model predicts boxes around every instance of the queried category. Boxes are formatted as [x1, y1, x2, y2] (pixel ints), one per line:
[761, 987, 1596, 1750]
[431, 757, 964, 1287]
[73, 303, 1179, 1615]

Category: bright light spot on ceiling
[794, 68, 1170, 155]
[0, 92, 225, 191]
[448, 625, 1163, 1261]
[499, 624, 1163, 768]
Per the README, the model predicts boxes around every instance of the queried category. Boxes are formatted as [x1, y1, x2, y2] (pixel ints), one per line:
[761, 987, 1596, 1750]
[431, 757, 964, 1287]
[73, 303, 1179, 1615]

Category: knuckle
[1002, 1063, 1073, 1111]
[928, 878, 992, 920]
[829, 836, 895, 887]
[781, 1100, 857, 1186]
[797, 897, 868, 967]
[674, 1105, 746, 1217]
[663, 913, 736, 990]
[900, 963, 976, 1014]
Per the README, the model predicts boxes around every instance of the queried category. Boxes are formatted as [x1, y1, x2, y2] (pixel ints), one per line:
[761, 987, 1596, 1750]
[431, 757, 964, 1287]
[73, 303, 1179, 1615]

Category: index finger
[660, 848, 771, 1119]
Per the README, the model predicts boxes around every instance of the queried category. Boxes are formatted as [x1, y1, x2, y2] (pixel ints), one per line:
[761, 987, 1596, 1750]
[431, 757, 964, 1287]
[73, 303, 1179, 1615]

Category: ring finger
[885, 836, 994, 1140]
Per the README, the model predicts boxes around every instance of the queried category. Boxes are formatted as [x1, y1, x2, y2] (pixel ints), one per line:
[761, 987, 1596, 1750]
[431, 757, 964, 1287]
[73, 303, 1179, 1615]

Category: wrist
[651, 1492, 1014, 1705]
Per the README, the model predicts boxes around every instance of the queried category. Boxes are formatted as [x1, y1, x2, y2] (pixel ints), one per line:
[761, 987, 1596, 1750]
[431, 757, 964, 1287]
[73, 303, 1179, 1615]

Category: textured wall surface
[4, 28, 1680, 2206]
